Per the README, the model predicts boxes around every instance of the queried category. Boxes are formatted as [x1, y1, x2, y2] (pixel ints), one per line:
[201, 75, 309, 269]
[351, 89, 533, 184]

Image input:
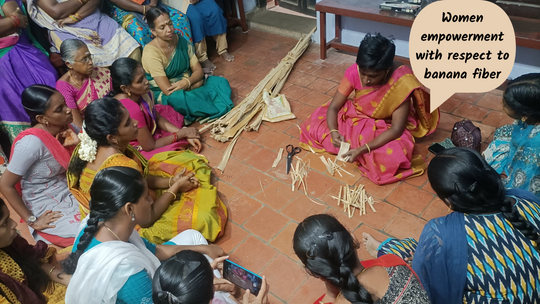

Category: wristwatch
[26, 215, 37, 226]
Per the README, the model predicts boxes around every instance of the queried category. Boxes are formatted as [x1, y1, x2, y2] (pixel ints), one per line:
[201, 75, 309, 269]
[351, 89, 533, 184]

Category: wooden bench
[315, 0, 540, 60]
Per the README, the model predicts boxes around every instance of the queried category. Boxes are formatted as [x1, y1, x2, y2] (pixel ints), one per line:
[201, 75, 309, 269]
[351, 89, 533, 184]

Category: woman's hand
[330, 131, 344, 148]
[205, 244, 225, 260]
[167, 79, 189, 94]
[171, 170, 200, 193]
[243, 276, 269, 304]
[31, 210, 63, 231]
[177, 127, 200, 139]
[149, 0, 158, 6]
[188, 138, 202, 153]
[190, 0, 199, 4]
[56, 16, 77, 27]
[12, 8, 28, 28]
[342, 147, 366, 163]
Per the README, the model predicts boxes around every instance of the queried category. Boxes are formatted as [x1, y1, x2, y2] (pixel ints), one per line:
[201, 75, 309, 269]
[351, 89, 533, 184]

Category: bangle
[143, 5, 146, 15]
[172, 132, 178, 143]
[48, 266, 56, 277]
[364, 143, 371, 154]
[69, 14, 79, 22]
[329, 129, 339, 134]
[9, 15, 20, 28]
[184, 78, 191, 89]
[74, 13, 82, 20]
[169, 176, 173, 187]
[164, 190, 176, 200]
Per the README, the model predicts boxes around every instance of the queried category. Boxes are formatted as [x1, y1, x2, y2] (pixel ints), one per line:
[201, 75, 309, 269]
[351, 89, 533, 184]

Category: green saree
[146, 36, 233, 125]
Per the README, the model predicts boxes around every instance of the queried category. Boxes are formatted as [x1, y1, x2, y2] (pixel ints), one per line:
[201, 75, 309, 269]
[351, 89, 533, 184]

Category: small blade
[286, 158, 291, 174]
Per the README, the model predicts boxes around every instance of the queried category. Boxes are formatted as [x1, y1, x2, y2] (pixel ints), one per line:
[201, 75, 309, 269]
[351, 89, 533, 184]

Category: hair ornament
[318, 231, 334, 240]
[78, 122, 97, 163]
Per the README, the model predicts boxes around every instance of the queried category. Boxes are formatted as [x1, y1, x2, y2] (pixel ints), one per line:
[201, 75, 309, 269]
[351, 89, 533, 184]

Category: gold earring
[45, 121, 49, 126]
[522, 117, 528, 123]
[127, 92, 131, 97]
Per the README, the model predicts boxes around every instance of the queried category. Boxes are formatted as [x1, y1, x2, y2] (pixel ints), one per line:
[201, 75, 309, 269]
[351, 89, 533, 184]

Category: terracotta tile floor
[9, 28, 511, 303]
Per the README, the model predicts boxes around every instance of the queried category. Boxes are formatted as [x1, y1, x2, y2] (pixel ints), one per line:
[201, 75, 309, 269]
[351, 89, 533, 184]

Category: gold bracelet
[69, 14, 79, 22]
[48, 266, 56, 277]
[164, 190, 177, 200]
[169, 176, 173, 187]
[184, 78, 191, 89]
[329, 129, 339, 133]
[143, 5, 146, 15]
[364, 143, 371, 154]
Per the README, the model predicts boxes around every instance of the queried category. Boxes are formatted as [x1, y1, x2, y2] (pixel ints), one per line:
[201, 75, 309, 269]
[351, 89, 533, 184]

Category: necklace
[68, 71, 82, 88]
[103, 223, 122, 241]
[157, 35, 176, 58]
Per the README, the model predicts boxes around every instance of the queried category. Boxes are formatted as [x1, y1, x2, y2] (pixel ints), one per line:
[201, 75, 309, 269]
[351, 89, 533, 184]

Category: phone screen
[223, 260, 263, 296]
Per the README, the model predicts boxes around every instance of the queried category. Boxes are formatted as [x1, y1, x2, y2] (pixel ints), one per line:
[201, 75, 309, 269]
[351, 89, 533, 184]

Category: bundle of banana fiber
[199, 27, 317, 172]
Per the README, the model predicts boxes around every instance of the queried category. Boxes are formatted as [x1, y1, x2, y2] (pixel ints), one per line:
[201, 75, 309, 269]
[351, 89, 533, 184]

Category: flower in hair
[78, 126, 97, 163]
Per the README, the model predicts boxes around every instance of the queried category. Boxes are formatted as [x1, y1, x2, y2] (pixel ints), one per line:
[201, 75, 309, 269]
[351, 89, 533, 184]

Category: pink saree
[300, 65, 439, 185]
[56, 67, 111, 114]
[120, 92, 188, 159]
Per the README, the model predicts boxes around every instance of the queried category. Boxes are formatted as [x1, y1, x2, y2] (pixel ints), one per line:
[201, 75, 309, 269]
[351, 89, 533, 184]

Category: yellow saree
[67, 145, 227, 243]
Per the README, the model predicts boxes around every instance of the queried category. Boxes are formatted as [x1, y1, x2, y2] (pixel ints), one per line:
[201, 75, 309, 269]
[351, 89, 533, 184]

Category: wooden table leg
[236, 0, 248, 32]
[320, 11, 326, 60]
[335, 14, 341, 43]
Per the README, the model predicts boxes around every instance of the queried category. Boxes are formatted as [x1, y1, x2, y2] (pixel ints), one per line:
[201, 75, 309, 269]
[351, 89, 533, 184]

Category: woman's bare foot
[363, 232, 382, 258]
[201, 59, 217, 71]
[221, 51, 235, 62]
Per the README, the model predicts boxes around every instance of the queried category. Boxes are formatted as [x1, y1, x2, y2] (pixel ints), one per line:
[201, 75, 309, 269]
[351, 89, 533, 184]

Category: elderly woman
[56, 39, 111, 128]
[142, 7, 233, 124]
[0, 85, 81, 247]
[483, 73, 540, 197]
[300, 33, 440, 185]
[363, 148, 540, 304]
[27, 0, 140, 67]
[0, 0, 57, 142]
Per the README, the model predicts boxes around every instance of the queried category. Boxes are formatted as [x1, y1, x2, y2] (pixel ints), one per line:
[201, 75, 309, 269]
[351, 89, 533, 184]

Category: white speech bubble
[409, 0, 516, 112]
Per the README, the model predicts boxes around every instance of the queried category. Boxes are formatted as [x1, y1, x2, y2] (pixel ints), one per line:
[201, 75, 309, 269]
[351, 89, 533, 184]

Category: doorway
[277, 0, 316, 17]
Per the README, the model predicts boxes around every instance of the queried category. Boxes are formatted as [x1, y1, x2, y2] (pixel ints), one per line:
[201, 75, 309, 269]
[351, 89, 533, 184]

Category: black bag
[451, 119, 482, 152]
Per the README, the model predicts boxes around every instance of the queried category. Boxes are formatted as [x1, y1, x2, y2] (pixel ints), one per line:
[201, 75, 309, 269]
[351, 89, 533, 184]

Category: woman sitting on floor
[300, 33, 439, 185]
[142, 7, 233, 125]
[0, 0, 57, 143]
[0, 85, 81, 247]
[110, 57, 201, 159]
[153, 250, 270, 304]
[63, 166, 225, 304]
[294, 214, 431, 304]
[56, 39, 111, 128]
[103, 0, 192, 48]
[160, 0, 234, 71]
[67, 98, 227, 243]
[363, 147, 540, 304]
[483, 73, 540, 197]
[27, 0, 140, 67]
[0, 198, 70, 304]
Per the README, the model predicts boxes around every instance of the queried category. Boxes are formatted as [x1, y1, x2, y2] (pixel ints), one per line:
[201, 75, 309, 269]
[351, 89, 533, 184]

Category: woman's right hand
[12, 8, 28, 28]
[171, 170, 200, 193]
[243, 276, 269, 304]
[30, 210, 63, 231]
[330, 131, 344, 148]
[205, 244, 225, 260]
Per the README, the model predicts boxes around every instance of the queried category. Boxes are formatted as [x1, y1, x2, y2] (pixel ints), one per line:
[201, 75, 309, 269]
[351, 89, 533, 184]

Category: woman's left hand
[342, 147, 365, 163]
[188, 138, 202, 153]
[205, 244, 225, 260]
[168, 79, 189, 94]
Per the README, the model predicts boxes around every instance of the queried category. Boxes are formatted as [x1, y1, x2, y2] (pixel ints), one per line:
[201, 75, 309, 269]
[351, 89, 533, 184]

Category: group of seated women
[1, 27, 540, 304]
[0, 0, 234, 152]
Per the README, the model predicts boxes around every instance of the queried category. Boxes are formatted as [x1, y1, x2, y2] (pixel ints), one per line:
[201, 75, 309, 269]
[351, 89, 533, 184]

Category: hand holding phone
[243, 276, 269, 304]
[223, 260, 263, 296]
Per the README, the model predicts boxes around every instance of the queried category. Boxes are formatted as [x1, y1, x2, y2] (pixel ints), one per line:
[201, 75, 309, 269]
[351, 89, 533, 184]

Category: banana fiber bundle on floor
[200, 27, 316, 172]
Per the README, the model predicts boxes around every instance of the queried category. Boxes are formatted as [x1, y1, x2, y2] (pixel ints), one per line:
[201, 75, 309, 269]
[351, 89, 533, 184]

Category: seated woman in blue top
[62, 166, 225, 304]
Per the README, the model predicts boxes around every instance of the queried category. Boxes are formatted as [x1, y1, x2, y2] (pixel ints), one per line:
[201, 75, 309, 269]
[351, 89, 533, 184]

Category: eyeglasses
[74, 55, 93, 64]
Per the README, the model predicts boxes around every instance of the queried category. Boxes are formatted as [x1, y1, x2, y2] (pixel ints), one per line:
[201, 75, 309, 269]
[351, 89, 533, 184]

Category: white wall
[312, 11, 540, 79]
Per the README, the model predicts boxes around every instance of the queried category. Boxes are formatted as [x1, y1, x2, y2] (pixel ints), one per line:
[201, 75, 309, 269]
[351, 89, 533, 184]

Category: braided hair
[68, 97, 125, 177]
[428, 147, 540, 251]
[293, 214, 373, 304]
[62, 166, 146, 274]
[152, 250, 214, 304]
[503, 73, 540, 121]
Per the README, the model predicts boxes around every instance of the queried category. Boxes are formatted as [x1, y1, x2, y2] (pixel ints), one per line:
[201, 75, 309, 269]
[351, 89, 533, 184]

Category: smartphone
[223, 260, 263, 296]
[428, 143, 446, 155]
